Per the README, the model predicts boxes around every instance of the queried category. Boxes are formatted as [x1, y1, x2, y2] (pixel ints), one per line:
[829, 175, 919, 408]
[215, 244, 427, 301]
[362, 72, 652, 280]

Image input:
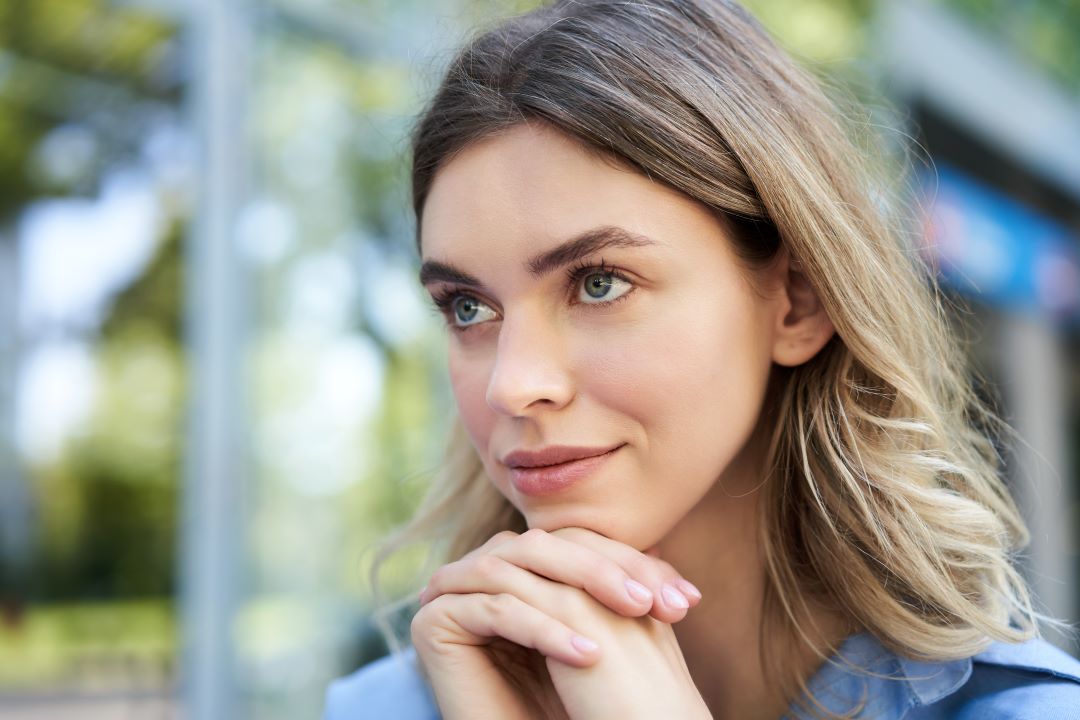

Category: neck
[654, 421, 851, 720]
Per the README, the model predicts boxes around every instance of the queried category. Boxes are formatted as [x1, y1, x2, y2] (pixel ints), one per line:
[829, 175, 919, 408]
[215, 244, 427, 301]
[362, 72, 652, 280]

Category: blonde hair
[367, 0, 1067, 716]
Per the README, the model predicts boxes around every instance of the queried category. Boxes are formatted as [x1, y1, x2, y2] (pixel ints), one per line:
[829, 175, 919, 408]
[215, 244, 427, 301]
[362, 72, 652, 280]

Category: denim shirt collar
[785, 631, 973, 719]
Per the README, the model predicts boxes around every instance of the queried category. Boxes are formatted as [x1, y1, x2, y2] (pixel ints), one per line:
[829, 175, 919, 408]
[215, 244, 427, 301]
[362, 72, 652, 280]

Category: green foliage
[0, 0, 176, 217]
[0, 0, 174, 89]
[743, 0, 873, 62]
[0, 104, 47, 216]
[0, 598, 175, 689]
[938, 0, 1080, 94]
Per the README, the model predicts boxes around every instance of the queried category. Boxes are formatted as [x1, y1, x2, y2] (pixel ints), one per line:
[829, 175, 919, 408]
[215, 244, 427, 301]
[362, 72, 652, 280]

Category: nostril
[485, 367, 575, 417]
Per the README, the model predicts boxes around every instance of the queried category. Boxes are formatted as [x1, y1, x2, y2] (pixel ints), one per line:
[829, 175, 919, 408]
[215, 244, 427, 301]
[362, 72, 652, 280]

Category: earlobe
[771, 262, 835, 367]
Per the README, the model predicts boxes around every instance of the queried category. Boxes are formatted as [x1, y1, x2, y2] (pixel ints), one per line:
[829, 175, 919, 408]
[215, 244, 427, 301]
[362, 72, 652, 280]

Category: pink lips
[502, 444, 623, 497]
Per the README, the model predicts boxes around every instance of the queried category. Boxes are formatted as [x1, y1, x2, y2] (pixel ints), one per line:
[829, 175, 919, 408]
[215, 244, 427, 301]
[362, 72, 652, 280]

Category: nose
[485, 307, 575, 417]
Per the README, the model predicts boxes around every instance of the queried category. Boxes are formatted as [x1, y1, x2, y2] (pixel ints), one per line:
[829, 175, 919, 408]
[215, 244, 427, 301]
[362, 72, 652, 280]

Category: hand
[410, 527, 710, 719]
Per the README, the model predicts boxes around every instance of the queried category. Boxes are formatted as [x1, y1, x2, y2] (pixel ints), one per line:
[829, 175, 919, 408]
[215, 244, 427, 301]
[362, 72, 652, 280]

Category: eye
[575, 268, 633, 304]
[427, 258, 637, 334]
[431, 292, 497, 330]
[447, 293, 496, 328]
[567, 258, 635, 306]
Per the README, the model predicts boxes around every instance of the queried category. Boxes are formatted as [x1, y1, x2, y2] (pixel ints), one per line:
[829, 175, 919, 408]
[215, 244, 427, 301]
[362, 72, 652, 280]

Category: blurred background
[0, 0, 1077, 718]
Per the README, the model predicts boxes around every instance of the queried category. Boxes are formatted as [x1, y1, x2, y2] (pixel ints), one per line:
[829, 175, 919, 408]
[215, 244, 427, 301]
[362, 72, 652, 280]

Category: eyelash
[428, 258, 636, 334]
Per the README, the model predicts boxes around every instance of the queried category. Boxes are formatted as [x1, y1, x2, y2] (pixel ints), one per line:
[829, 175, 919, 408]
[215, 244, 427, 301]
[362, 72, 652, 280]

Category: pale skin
[411, 121, 850, 720]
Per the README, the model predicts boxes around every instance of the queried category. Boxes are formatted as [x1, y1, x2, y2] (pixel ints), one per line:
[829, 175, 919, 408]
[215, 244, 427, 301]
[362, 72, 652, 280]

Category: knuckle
[563, 589, 596, 617]
[628, 556, 664, 586]
[411, 603, 437, 634]
[655, 559, 681, 579]
[411, 605, 449, 652]
[518, 524, 544, 539]
[484, 592, 516, 619]
[517, 528, 549, 552]
[471, 553, 503, 578]
[580, 555, 617, 589]
[428, 565, 449, 587]
[487, 530, 519, 547]
[600, 563, 629, 591]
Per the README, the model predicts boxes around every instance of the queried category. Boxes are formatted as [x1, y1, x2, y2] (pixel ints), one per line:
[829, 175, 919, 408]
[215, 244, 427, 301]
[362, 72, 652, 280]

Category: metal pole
[180, 0, 253, 716]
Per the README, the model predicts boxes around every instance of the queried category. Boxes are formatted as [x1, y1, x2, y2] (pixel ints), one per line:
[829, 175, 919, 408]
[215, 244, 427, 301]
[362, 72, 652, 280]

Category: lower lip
[508, 446, 622, 497]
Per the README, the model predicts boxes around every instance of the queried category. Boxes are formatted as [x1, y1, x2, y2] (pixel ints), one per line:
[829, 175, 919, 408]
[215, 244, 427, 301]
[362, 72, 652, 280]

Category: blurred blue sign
[919, 163, 1080, 325]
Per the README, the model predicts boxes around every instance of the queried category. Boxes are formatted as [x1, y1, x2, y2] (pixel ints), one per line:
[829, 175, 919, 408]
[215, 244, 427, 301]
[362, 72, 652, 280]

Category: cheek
[580, 291, 773, 481]
[448, 347, 495, 452]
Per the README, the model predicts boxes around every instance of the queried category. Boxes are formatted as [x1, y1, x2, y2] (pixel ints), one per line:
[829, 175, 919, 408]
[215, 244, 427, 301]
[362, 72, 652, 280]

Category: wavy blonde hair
[366, 0, 1067, 716]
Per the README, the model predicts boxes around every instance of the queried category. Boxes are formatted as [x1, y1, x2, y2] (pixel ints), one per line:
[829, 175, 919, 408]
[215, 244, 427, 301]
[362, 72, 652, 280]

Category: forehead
[419, 123, 717, 261]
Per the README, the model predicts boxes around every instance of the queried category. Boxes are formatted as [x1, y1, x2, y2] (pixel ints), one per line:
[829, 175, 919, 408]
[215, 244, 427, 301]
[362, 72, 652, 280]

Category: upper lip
[501, 444, 622, 469]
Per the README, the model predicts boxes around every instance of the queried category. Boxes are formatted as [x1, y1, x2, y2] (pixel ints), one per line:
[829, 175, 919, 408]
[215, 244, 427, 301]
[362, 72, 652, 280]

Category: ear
[768, 252, 835, 367]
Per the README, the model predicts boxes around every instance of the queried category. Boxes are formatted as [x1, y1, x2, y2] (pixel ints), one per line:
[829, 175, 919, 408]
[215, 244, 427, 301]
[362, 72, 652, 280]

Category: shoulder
[322, 646, 441, 720]
[923, 635, 1080, 719]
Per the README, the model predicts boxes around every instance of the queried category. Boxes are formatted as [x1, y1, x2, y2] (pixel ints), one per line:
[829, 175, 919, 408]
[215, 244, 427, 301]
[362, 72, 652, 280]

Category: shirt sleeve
[322, 647, 441, 720]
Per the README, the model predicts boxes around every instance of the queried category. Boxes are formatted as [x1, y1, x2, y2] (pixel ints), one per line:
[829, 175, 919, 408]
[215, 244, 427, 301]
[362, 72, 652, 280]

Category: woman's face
[419, 122, 791, 551]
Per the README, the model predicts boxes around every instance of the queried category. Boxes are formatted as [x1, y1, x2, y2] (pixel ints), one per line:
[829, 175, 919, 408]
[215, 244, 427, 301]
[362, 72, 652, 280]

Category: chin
[525, 512, 657, 552]
[525, 510, 608, 536]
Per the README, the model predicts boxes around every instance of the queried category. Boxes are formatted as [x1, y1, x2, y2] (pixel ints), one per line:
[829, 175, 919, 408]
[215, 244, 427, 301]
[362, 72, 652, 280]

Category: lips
[503, 444, 624, 497]
[501, 444, 623, 469]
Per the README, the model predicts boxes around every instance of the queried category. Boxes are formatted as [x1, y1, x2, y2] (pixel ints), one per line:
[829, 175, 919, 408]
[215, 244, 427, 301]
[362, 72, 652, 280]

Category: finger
[548, 528, 702, 614]
[473, 530, 522, 554]
[433, 528, 697, 623]
[508, 529, 667, 617]
[421, 553, 565, 611]
[422, 535, 655, 622]
[416, 592, 601, 668]
[421, 546, 648, 630]
[491, 528, 690, 623]
[452, 530, 521, 565]
[424, 531, 519, 594]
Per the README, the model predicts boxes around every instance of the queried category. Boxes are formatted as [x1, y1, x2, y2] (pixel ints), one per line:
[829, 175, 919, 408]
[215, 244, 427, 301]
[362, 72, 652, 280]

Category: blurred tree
[0, 0, 177, 215]
[940, 0, 1080, 95]
[30, 225, 184, 599]
[0, 0, 182, 603]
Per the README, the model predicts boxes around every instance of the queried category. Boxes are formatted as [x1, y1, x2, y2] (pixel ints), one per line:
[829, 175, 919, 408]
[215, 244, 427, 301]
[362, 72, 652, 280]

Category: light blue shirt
[323, 631, 1080, 719]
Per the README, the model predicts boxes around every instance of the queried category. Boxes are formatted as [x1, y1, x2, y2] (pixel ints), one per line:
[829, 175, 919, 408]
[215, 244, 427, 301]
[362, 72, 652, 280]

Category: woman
[326, 1, 1080, 718]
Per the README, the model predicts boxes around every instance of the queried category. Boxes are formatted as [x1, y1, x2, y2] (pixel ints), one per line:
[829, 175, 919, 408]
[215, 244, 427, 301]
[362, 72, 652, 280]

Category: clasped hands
[411, 526, 713, 720]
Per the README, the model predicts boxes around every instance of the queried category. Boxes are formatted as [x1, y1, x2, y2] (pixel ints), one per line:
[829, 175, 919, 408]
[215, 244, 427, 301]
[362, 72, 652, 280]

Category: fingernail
[676, 578, 702, 601]
[571, 635, 599, 654]
[661, 583, 689, 609]
[625, 578, 653, 603]
[418, 585, 428, 604]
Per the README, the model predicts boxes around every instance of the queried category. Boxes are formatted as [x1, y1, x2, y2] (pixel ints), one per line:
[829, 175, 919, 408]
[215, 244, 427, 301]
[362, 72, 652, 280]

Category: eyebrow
[418, 225, 658, 290]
